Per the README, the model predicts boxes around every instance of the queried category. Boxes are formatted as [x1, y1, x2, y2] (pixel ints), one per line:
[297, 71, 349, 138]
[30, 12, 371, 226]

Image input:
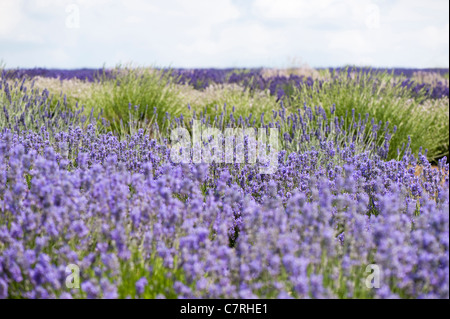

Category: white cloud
[34, 0, 112, 8]
[119, 0, 240, 25]
[124, 15, 144, 25]
[171, 0, 241, 23]
[328, 30, 374, 54]
[0, 0, 448, 68]
[385, 0, 449, 24]
[0, 0, 24, 36]
[252, 0, 336, 20]
[120, 0, 161, 14]
[177, 22, 284, 56]
[252, 0, 381, 28]
[417, 24, 450, 48]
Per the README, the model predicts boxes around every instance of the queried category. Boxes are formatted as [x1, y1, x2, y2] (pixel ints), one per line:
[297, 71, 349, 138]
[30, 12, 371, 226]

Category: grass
[286, 68, 449, 162]
[178, 83, 279, 124]
[0, 77, 102, 140]
[15, 68, 280, 137]
[89, 67, 186, 136]
[2, 66, 448, 163]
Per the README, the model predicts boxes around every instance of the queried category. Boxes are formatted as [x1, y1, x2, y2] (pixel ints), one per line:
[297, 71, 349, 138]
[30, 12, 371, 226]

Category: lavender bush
[0, 73, 102, 136]
[0, 69, 448, 299]
[0, 110, 448, 299]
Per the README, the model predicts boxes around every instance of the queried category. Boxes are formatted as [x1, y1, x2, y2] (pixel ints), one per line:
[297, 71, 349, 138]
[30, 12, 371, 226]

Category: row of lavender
[4, 67, 449, 100]
[0, 77, 449, 298]
[169, 68, 449, 100]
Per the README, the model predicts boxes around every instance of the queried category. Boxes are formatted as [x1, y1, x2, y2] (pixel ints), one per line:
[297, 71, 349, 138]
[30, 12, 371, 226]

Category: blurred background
[0, 0, 449, 68]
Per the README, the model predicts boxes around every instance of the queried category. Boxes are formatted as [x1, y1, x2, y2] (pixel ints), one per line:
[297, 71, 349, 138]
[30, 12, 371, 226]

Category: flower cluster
[0, 108, 448, 298]
[398, 78, 449, 100]
[0, 70, 448, 299]
[0, 75, 101, 135]
[4, 67, 448, 100]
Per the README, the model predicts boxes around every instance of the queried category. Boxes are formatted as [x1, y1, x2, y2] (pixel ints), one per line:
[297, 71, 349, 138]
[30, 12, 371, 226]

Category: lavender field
[0, 66, 449, 299]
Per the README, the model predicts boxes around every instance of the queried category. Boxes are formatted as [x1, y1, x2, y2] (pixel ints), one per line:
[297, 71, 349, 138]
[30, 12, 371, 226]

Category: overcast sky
[0, 0, 448, 69]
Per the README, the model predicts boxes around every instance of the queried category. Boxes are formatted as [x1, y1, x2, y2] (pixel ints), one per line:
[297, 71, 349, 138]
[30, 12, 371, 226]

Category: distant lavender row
[169, 69, 319, 101]
[326, 67, 449, 78]
[169, 68, 449, 100]
[398, 78, 449, 100]
[3, 68, 115, 82]
[5, 66, 447, 81]
[3, 67, 449, 100]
